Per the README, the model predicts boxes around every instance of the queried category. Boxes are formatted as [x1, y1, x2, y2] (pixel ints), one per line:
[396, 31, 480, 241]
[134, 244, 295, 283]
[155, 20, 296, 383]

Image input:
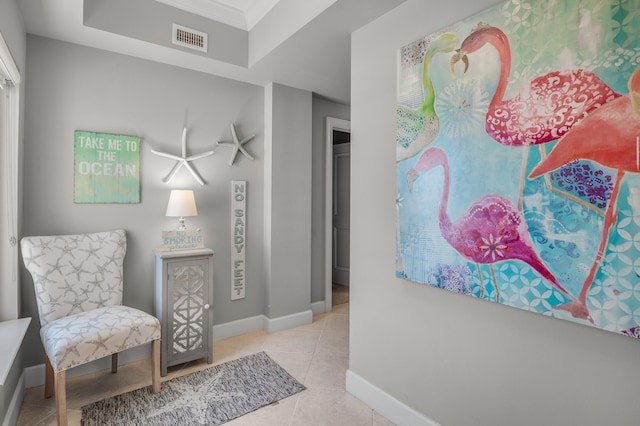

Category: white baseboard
[346, 369, 440, 426]
[23, 364, 44, 389]
[212, 308, 314, 340]
[265, 309, 312, 333]
[2, 370, 25, 426]
[212, 315, 265, 341]
[311, 301, 326, 315]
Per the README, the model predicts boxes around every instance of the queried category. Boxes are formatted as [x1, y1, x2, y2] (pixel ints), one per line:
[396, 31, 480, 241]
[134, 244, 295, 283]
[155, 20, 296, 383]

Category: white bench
[0, 317, 31, 385]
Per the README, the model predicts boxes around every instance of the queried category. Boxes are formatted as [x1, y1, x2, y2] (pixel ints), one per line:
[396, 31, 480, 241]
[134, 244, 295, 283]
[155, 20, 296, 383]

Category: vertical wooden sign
[231, 181, 246, 300]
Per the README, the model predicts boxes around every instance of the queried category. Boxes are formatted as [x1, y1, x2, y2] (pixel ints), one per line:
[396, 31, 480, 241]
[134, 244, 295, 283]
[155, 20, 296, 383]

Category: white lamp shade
[166, 190, 198, 217]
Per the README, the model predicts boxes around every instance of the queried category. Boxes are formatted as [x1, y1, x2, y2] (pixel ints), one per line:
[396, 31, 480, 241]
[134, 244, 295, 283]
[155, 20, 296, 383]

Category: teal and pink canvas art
[396, 0, 640, 337]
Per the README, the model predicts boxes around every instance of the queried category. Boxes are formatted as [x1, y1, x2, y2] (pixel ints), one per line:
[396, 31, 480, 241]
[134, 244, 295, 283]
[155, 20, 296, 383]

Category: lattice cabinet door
[154, 248, 214, 376]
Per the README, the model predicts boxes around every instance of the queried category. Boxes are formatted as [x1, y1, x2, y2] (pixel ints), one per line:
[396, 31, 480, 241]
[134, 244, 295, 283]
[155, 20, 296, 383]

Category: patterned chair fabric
[40, 305, 160, 372]
[21, 230, 161, 372]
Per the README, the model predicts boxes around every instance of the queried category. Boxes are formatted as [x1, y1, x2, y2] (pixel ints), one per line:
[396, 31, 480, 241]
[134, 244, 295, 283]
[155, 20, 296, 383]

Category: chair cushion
[41, 305, 161, 372]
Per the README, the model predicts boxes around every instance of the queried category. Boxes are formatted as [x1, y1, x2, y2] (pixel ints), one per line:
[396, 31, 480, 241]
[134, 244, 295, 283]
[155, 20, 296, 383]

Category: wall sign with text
[74, 130, 140, 203]
[231, 181, 246, 300]
[157, 230, 205, 252]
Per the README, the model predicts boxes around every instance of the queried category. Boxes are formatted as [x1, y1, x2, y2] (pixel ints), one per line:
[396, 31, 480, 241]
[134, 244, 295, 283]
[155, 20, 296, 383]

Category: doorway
[325, 117, 351, 312]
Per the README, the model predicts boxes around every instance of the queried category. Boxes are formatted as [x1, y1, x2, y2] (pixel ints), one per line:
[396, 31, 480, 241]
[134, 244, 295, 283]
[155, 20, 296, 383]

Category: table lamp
[166, 189, 198, 231]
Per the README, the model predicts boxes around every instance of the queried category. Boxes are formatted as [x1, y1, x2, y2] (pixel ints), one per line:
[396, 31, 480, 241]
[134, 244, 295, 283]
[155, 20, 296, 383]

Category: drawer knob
[204, 304, 211, 310]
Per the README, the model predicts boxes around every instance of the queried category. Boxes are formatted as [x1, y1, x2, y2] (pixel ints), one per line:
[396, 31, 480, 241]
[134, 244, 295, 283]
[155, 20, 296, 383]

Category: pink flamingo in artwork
[529, 65, 640, 311]
[407, 147, 590, 320]
[450, 24, 620, 210]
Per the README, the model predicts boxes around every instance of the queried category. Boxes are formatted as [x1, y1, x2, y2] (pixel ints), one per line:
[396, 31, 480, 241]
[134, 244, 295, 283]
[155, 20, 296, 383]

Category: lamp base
[178, 217, 187, 231]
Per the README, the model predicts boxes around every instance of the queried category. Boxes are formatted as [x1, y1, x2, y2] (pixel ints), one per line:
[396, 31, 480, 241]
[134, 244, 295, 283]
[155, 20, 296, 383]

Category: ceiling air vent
[172, 24, 208, 53]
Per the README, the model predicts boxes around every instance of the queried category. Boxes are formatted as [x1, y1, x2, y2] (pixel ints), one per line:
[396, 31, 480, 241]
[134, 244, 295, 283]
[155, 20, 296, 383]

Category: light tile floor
[17, 303, 395, 425]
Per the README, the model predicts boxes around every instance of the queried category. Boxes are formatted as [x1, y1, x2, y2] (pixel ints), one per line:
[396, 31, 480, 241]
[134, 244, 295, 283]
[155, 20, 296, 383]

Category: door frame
[325, 117, 351, 312]
[0, 33, 21, 321]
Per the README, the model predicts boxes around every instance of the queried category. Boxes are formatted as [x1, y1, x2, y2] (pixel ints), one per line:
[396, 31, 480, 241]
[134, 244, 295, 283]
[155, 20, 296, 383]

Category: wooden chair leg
[55, 370, 67, 426]
[111, 353, 118, 373]
[152, 339, 161, 393]
[44, 356, 55, 399]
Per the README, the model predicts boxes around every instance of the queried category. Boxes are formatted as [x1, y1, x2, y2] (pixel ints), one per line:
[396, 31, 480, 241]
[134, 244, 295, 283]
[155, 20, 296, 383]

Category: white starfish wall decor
[151, 127, 214, 185]
[217, 123, 255, 166]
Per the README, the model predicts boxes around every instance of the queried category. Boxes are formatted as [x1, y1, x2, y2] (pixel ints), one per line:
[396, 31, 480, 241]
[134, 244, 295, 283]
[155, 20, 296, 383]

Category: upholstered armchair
[21, 230, 161, 426]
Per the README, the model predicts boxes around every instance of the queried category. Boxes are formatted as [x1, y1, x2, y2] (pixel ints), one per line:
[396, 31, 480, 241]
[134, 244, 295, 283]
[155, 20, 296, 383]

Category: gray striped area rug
[81, 352, 305, 425]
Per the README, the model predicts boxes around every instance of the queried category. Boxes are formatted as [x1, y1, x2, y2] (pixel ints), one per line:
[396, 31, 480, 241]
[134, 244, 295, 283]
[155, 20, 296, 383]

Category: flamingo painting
[396, 0, 640, 336]
[407, 147, 590, 319]
[529, 65, 640, 312]
[449, 24, 620, 209]
[396, 33, 460, 162]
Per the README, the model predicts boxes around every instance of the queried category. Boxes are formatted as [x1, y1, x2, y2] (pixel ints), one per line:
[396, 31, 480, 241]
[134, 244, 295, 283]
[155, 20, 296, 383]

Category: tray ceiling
[155, 0, 280, 30]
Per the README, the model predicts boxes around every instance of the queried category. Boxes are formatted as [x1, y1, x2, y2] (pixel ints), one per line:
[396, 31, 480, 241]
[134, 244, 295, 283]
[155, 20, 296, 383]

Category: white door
[332, 138, 350, 286]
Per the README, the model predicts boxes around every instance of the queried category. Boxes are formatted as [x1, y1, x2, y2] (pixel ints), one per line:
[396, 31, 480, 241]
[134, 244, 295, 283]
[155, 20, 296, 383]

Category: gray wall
[0, 0, 26, 421]
[20, 35, 266, 366]
[263, 83, 312, 319]
[18, 32, 350, 367]
[350, 1, 640, 425]
[311, 97, 349, 303]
